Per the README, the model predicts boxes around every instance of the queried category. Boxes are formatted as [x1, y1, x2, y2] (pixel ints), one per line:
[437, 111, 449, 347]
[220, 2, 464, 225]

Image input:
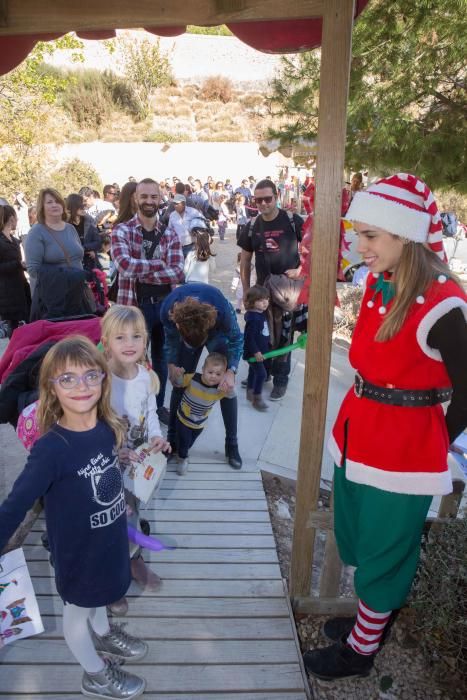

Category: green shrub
[49, 158, 103, 196]
[200, 76, 233, 104]
[102, 71, 142, 120]
[186, 25, 232, 36]
[411, 517, 467, 681]
[144, 131, 190, 143]
[61, 70, 113, 128]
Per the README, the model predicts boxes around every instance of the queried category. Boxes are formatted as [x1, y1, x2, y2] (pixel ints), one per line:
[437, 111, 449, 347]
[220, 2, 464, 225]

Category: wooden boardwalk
[0, 460, 309, 699]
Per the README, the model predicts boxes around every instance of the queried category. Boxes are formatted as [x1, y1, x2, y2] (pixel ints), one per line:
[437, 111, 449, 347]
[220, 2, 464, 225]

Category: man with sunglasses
[238, 178, 303, 400]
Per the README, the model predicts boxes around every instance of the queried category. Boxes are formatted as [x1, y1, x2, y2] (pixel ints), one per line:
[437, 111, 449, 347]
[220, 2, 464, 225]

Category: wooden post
[289, 0, 355, 599]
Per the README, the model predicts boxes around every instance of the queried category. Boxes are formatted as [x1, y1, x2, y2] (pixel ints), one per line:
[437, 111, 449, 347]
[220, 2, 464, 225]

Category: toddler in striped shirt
[174, 352, 234, 475]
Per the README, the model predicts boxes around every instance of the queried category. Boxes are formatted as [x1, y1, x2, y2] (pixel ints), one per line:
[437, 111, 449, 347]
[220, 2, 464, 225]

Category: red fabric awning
[0, 2, 368, 76]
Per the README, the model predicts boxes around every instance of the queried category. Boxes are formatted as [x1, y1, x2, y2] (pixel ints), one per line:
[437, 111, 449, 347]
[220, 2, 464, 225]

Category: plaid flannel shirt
[111, 213, 184, 306]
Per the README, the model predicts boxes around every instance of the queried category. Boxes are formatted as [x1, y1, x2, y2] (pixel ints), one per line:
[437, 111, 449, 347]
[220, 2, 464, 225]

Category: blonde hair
[101, 304, 160, 393]
[377, 242, 460, 341]
[37, 335, 125, 447]
[36, 188, 67, 225]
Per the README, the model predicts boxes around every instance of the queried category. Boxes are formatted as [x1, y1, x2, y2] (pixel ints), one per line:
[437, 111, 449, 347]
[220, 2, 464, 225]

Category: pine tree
[268, 0, 466, 192]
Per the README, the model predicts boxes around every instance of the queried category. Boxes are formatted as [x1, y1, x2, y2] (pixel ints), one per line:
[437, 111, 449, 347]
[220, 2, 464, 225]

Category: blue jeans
[247, 362, 267, 395]
[271, 352, 291, 388]
[176, 418, 202, 458]
[140, 299, 167, 409]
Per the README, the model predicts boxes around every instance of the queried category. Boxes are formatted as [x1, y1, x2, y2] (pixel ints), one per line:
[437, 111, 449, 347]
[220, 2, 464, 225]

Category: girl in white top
[101, 304, 171, 601]
[184, 229, 216, 284]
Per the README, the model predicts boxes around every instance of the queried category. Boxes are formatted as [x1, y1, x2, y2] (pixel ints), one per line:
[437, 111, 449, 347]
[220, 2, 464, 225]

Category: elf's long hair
[377, 242, 460, 341]
[37, 335, 125, 447]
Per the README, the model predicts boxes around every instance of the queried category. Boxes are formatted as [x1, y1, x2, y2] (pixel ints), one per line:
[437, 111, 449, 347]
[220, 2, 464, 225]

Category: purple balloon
[127, 525, 174, 551]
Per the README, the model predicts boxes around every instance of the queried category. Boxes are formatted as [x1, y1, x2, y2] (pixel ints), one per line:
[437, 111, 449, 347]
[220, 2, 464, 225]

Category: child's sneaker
[91, 622, 148, 663]
[177, 457, 189, 476]
[81, 658, 146, 698]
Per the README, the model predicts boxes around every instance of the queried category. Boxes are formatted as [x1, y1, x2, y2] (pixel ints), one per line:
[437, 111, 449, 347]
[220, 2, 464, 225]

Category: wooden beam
[289, 0, 355, 599]
[293, 596, 358, 616]
[0, 0, 323, 36]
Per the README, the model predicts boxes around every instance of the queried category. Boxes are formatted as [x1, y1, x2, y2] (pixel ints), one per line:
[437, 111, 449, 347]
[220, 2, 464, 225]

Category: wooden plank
[0, 663, 306, 694]
[1, 638, 300, 664]
[0, 693, 307, 700]
[138, 508, 270, 519]
[31, 520, 274, 535]
[24, 531, 276, 548]
[290, 0, 355, 599]
[166, 463, 258, 473]
[0, 0, 324, 35]
[152, 499, 268, 510]
[27, 560, 282, 579]
[163, 471, 261, 481]
[31, 577, 285, 597]
[157, 480, 266, 491]
[39, 615, 298, 640]
[293, 596, 358, 615]
[37, 595, 290, 617]
[156, 489, 266, 499]
[24, 546, 279, 564]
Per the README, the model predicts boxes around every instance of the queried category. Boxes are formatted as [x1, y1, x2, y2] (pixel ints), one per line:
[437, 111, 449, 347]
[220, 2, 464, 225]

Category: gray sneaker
[82, 660, 146, 699]
[177, 457, 189, 476]
[91, 623, 148, 663]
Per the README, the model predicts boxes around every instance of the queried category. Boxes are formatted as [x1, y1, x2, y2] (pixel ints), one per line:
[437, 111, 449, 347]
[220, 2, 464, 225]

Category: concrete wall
[55, 141, 292, 186]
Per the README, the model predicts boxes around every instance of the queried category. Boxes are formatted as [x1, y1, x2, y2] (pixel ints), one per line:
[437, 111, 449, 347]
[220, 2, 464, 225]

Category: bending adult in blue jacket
[161, 282, 243, 469]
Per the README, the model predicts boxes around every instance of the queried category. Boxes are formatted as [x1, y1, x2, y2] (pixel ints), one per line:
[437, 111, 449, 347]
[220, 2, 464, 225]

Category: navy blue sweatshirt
[243, 310, 270, 360]
[0, 421, 130, 607]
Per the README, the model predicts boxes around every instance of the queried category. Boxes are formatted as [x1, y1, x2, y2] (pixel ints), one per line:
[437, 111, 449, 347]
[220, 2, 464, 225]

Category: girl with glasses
[0, 335, 147, 699]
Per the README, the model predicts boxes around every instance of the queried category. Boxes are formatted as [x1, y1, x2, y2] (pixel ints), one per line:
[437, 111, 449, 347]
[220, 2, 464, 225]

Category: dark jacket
[0, 341, 54, 427]
[0, 232, 31, 321]
[30, 264, 94, 321]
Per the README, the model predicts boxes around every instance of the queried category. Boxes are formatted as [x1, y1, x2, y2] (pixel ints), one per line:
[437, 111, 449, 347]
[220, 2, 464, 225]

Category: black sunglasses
[255, 196, 274, 204]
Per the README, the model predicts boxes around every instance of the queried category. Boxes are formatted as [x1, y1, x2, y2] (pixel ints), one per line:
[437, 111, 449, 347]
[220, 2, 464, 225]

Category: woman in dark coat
[0, 204, 31, 330]
[66, 193, 102, 270]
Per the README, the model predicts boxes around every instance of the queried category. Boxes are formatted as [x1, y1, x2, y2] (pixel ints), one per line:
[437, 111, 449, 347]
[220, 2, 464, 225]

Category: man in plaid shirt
[111, 178, 184, 424]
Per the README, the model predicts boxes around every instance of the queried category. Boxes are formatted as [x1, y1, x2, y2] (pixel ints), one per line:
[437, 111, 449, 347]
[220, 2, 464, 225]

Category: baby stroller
[0, 317, 102, 429]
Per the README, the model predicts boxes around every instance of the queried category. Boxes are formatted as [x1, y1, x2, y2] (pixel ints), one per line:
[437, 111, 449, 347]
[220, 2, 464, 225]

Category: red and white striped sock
[347, 599, 391, 656]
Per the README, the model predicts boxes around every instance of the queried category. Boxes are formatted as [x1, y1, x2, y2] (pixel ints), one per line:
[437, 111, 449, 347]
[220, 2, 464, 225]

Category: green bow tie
[369, 274, 395, 306]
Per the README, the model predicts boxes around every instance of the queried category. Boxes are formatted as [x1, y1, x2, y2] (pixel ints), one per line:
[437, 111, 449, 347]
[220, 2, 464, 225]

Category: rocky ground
[261, 471, 465, 700]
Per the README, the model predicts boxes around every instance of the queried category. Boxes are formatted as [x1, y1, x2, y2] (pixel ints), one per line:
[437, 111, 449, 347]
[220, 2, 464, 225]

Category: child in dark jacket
[243, 285, 270, 411]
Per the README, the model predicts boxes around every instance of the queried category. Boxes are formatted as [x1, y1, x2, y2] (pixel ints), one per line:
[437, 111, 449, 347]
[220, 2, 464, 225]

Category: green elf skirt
[333, 462, 432, 612]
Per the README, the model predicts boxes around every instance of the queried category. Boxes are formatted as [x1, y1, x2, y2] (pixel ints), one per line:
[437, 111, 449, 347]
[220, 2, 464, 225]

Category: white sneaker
[177, 457, 189, 476]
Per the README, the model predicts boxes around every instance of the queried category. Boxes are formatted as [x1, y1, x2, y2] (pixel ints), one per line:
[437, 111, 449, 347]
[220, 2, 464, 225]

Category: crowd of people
[0, 169, 466, 699]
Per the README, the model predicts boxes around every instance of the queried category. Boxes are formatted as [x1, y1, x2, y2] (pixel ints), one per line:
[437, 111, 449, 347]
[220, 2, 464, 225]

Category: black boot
[225, 443, 242, 470]
[303, 635, 374, 681]
[322, 616, 356, 642]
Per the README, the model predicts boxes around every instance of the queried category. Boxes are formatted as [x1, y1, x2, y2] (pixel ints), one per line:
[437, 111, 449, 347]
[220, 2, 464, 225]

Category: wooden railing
[291, 477, 465, 615]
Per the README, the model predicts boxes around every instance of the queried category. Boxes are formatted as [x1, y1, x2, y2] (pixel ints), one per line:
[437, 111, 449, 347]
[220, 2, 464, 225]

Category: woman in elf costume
[304, 173, 467, 681]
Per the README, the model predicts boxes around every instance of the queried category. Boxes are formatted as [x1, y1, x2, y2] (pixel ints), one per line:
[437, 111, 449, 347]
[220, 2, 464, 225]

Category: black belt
[354, 372, 452, 407]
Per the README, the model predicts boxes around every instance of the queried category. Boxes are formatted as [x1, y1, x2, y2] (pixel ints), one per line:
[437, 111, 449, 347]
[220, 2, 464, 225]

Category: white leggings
[62, 603, 110, 674]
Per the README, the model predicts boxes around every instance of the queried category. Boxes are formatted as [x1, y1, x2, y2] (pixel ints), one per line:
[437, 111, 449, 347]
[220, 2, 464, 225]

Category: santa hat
[345, 173, 445, 259]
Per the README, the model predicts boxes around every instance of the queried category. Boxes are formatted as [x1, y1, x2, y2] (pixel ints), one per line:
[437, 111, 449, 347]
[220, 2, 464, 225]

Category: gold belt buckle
[354, 372, 364, 398]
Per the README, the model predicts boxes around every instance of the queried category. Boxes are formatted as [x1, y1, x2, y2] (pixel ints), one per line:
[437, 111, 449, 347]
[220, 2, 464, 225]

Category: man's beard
[138, 203, 158, 218]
